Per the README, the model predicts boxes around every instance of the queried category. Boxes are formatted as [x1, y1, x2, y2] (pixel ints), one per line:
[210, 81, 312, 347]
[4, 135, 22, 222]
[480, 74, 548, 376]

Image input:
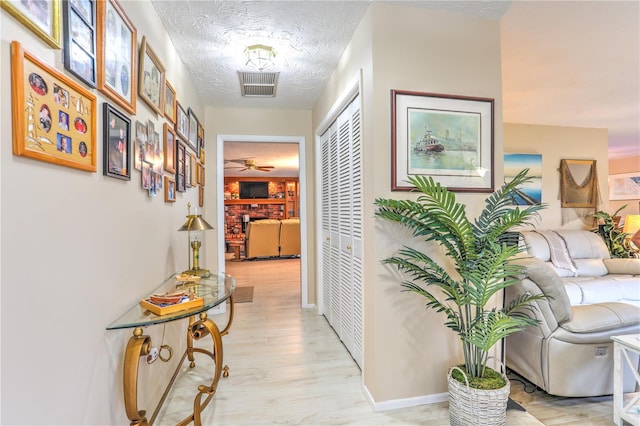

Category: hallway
[155, 258, 547, 425]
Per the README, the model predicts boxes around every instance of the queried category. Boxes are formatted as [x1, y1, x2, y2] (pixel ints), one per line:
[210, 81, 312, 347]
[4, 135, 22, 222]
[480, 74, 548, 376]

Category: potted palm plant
[374, 169, 546, 426]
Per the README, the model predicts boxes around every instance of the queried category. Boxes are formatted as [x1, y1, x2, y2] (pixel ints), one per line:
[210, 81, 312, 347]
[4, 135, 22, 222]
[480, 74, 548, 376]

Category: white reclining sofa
[505, 230, 640, 397]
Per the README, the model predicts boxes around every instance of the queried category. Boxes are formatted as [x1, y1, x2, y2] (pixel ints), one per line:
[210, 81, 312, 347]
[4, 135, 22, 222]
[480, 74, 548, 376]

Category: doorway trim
[216, 134, 310, 307]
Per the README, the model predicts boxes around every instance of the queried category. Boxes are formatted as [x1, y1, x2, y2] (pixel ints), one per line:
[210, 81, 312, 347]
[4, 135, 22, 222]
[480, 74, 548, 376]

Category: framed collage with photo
[187, 107, 199, 153]
[103, 102, 130, 180]
[163, 123, 176, 173]
[11, 41, 96, 172]
[62, 0, 96, 88]
[1, 0, 62, 48]
[97, 0, 136, 114]
[164, 80, 176, 124]
[175, 101, 189, 141]
[138, 36, 165, 115]
[391, 89, 494, 192]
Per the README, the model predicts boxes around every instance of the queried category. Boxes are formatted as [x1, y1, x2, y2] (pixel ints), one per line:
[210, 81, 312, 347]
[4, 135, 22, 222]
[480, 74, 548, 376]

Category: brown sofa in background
[243, 218, 301, 260]
[279, 218, 300, 257]
[244, 219, 281, 259]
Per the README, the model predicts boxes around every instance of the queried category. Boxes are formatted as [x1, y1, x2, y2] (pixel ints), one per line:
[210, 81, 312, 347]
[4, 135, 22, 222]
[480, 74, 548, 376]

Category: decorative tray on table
[139, 277, 204, 315]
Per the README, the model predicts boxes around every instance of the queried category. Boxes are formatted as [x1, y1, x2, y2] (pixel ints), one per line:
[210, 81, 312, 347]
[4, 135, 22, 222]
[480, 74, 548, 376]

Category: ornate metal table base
[123, 295, 235, 426]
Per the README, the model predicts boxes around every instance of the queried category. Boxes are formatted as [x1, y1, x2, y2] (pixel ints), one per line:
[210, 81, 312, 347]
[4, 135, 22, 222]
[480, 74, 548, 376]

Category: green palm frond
[375, 168, 549, 380]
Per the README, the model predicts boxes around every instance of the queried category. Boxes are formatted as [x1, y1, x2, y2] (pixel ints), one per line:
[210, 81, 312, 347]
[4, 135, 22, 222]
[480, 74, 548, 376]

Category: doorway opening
[216, 134, 309, 307]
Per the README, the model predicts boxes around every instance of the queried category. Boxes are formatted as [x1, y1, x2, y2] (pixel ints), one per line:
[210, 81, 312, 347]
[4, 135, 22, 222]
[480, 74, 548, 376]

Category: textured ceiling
[153, 0, 639, 166]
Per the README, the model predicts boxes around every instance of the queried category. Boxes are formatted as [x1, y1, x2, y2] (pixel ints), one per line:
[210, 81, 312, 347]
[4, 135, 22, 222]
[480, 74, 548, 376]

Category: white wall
[1, 1, 203, 423]
[314, 3, 504, 404]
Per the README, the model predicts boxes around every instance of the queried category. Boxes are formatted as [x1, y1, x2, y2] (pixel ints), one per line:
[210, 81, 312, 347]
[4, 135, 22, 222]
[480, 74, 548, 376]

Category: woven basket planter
[448, 366, 510, 426]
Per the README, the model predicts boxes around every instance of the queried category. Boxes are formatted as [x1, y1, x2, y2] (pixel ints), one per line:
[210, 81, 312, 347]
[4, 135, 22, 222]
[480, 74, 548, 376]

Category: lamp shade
[623, 215, 640, 235]
[178, 215, 214, 232]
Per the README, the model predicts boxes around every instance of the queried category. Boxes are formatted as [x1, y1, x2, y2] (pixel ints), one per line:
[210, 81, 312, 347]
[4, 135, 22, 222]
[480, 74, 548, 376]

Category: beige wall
[609, 155, 640, 216]
[1, 1, 203, 423]
[315, 3, 504, 403]
[504, 123, 609, 229]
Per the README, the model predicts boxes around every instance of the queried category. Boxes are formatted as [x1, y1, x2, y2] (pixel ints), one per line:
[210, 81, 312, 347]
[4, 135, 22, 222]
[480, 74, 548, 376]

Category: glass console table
[107, 272, 236, 426]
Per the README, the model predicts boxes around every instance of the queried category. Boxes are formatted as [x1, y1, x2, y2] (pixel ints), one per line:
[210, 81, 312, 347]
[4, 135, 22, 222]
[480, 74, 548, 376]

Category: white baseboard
[362, 384, 448, 412]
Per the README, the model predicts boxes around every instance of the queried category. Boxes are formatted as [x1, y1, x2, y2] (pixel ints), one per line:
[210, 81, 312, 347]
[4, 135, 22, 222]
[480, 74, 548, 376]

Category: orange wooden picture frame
[164, 79, 176, 124]
[164, 176, 176, 203]
[11, 41, 96, 172]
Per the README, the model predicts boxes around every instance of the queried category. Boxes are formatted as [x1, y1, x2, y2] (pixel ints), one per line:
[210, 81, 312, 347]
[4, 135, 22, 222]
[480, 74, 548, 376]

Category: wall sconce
[244, 44, 276, 71]
[178, 202, 214, 277]
[623, 214, 640, 256]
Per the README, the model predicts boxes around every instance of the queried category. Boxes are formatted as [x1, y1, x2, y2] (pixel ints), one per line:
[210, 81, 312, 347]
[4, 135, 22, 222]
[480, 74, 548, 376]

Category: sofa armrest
[512, 256, 572, 324]
[506, 278, 558, 336]
[604, 258, 640, 275]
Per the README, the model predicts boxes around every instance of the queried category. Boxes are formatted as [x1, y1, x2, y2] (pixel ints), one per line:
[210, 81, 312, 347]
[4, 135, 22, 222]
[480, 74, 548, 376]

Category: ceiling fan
[224, 158, 275, 172]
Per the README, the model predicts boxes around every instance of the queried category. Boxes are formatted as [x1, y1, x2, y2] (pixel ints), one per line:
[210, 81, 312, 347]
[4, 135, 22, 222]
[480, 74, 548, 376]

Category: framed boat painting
[96, 0, 136, 114]
[391, 89, 494, 192]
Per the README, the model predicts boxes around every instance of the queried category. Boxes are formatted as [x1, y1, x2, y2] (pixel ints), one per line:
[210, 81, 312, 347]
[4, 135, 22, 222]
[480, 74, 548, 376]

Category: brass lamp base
[182, 268, 211, 278]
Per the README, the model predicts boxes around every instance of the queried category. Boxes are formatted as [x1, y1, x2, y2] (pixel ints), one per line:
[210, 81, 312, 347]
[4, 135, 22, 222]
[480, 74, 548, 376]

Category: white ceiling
[153, 0, 639, 175]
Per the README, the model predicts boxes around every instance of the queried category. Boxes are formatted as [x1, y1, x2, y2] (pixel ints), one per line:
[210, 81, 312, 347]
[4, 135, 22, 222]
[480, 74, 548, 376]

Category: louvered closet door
[349, 100, 363, 366]
[320, 126, 333, 325]
[328, 122, 341, 332]
[337, 104, 355, 354]
[320, 94, 363, 367]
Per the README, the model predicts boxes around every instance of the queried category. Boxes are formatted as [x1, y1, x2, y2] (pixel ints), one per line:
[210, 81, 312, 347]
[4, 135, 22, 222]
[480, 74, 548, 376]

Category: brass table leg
[177, 312, 224, 426]
[123, 328, 151, 426]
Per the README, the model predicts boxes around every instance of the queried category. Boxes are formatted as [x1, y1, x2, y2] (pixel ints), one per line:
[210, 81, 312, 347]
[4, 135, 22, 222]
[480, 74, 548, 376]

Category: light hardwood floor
[155, 258, 616, 425]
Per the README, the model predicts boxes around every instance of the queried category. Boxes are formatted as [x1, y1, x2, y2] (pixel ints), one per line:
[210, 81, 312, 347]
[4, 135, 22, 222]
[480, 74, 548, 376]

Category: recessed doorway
[216, 134, 309, 307]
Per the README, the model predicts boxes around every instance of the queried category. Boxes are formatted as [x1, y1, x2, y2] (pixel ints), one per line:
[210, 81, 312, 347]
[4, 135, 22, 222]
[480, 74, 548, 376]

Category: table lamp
[178, 202, 214, 277]
[622, 214, 640, 255]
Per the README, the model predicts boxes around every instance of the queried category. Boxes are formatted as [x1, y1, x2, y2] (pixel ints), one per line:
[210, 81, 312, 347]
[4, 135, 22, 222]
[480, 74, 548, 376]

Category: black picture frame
[187, 107, 199, 153]
[103, 102, 131, 180]
[175, 101, 188, 141]
[176, 141, 186, 192]
[62, 0, 96, 88]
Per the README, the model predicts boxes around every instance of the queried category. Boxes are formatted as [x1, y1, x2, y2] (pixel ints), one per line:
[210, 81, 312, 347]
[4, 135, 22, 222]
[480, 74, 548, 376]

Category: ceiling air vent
[238, 71, 279, 97]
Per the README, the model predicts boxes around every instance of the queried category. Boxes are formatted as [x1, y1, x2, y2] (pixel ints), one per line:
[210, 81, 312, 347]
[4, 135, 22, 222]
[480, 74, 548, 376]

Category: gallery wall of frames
[3, 0, 206, 206]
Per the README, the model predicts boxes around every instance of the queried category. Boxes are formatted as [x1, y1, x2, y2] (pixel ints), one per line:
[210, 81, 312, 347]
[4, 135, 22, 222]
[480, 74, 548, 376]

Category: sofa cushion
[560, 302, 640, 333]
[605, 258, 640, 275]
[512, 256, 572, 324]
[573, 258, 608, 276]
[555, 230, 610, 260]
